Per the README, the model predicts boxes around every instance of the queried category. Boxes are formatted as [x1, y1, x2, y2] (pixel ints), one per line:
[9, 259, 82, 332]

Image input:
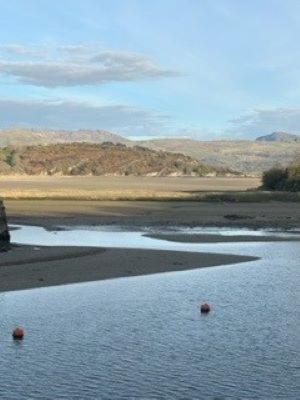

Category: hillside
[0, 142, 235, 177]
[0, 127, 130, 146]
[256, 132, 300, 143]
[139, 139, 300, 175]
[2, 127, 299, 175]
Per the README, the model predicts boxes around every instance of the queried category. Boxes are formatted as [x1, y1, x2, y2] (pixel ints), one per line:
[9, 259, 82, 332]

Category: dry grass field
[0, 175, 261, 200]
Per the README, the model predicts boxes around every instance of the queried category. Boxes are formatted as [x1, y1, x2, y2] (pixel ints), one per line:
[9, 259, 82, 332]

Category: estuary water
[0, 225, 299, 399]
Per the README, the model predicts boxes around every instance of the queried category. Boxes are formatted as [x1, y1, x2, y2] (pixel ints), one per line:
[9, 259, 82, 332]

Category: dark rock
[0, 200, 10, 250]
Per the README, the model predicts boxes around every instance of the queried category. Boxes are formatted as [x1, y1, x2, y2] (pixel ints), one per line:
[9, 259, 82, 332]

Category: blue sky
[0, 0, 300, 139]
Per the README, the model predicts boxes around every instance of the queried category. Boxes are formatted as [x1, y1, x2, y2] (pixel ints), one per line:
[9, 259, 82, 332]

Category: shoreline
[1, 198, 299, 293]
[144, 233, 300, 243]
[0, 244, 258, 293]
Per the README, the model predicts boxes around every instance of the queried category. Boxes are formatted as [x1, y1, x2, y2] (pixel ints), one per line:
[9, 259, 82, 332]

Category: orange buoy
[12, 327, 24, 340]
[200, 302, 211, 314]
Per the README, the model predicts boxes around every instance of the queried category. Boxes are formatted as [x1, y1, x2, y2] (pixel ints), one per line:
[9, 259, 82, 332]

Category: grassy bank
[2, 190, 299, 202]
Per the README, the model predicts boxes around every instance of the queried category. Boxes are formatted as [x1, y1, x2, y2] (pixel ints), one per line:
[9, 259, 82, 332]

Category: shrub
[262, 167, 288, 190]
[0, 147, 16, 167]
[262, 162, 300, 191]
[285, 163, 300, 191]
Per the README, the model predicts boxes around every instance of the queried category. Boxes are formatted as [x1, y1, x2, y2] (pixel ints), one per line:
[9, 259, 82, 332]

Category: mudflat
[6, 198, 300, 230]
[2, 180, 299, 292]
[144, 233, 300, 243]
[0, 244, 258, 292]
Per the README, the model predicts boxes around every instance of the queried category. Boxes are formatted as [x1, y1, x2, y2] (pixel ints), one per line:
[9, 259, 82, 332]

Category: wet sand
[2, 199, 299, 292]
[6, 199, 300, 230]
[0, 244, 257, 292]
[144, 233, 300, 243]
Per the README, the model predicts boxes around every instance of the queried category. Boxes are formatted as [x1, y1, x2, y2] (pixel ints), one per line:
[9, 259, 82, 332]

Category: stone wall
[0, 200, 10, 248]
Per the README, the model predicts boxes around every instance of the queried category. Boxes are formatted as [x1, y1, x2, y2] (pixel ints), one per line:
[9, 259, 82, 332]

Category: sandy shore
[0, 244, 257, 292]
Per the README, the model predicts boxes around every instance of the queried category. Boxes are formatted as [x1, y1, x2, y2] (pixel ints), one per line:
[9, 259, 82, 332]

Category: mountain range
[0, 128, 299, 175]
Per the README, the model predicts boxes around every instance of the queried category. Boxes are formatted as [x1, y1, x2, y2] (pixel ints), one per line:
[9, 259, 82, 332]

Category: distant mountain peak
[256, 132, 300, 142]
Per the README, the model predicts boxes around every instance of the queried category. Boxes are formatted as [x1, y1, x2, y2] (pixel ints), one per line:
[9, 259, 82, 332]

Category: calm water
[0, 225, 299, 399]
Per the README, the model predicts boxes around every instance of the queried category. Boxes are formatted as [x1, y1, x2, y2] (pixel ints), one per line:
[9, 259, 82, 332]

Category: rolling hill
[139, 138, 300, 175]
[0, 142, 235, 177]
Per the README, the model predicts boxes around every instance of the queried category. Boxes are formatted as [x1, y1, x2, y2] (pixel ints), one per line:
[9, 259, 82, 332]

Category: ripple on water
[0, 225, 299, 399]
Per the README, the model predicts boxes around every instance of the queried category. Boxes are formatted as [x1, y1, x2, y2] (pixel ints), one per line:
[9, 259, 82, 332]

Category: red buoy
[200, 303, 211, 314]
[12, 327, 24, 340]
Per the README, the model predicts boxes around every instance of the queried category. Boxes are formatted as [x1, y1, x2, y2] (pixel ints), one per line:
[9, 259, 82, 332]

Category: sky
[0, 0, 300, 140]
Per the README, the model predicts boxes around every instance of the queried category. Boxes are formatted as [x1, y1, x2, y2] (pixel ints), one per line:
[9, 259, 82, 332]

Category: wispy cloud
[0, 44, 179, 87]
[0, 44, 47, 57]
[227, 108, 300, 138]
[57, 44, 92, 56]
[0, 98, 171, 135]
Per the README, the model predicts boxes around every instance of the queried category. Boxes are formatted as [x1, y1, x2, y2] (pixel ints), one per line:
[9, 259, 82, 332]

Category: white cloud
[227, 108, 300, 138]
[0, 98, 170, 135]
[0, 44, 178, 87]
[0, 44, 30, 55]
[0, 44, 47, 57]
[57, 44, 92, 55]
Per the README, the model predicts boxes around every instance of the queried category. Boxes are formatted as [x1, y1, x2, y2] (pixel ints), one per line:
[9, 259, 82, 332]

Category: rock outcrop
[0, 200, 10, 249]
